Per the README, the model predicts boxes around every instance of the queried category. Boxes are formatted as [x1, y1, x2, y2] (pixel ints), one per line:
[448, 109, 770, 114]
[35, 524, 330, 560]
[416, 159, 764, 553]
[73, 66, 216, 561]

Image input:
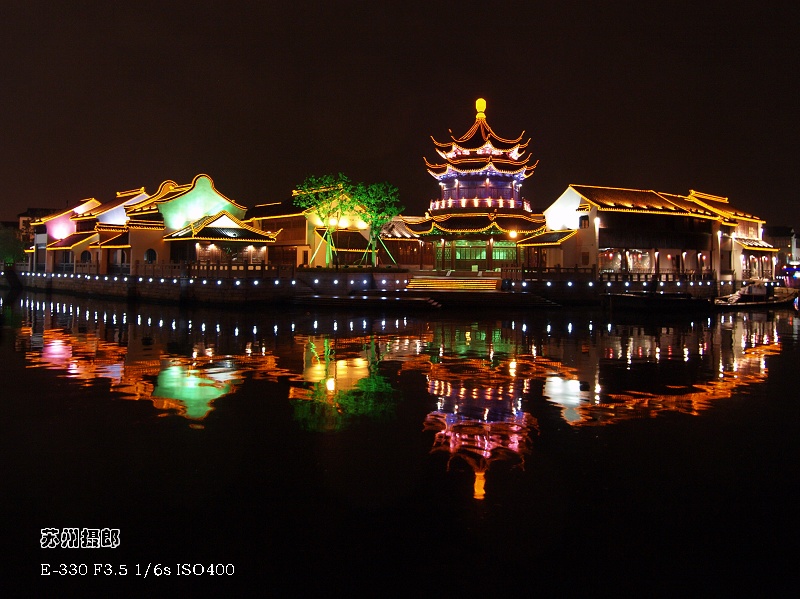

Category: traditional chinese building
[27, 174, 277, 275]
[533, 185, 778, 283]
[401, 98, 545, 271]
[245, 197, 376, 268]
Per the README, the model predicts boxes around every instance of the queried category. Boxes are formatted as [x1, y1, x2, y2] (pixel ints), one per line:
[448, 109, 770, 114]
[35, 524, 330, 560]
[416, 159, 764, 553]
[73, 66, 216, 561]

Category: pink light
[50, 223, 71, 241]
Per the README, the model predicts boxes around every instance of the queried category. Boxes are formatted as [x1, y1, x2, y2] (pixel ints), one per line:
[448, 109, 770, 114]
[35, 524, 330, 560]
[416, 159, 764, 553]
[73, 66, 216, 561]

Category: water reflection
[10, 295, 796, 479]
[289, 335, 398, 432]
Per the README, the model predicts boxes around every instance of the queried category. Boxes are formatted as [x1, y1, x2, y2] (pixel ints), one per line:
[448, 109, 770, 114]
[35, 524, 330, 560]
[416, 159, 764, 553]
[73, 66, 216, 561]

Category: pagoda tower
[425, 97, 538, 214]
[402, 98, 544, 271]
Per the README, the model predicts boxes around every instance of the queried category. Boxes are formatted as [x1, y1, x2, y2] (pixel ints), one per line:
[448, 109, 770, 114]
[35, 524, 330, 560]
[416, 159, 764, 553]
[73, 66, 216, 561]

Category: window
[144, 249, 157, 264]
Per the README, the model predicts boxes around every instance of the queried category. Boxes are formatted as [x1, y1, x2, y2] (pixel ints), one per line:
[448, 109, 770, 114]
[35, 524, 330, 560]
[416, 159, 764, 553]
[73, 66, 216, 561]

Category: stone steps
[406, 276, 499, 291]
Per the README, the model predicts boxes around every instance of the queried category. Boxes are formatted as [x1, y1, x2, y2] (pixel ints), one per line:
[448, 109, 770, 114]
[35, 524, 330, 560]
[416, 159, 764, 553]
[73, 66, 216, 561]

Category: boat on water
[714, 280, 798, 310]
[602, 291, 713, 312]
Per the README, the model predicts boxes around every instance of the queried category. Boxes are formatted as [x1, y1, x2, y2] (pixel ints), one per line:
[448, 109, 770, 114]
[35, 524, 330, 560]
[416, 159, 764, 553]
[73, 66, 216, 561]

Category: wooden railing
[501, 265, 717, 283]
[56, 260, 294, 279]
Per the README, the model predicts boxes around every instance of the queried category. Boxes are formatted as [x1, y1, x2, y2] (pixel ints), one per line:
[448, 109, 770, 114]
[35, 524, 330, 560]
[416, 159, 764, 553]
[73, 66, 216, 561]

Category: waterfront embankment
[2, 267, 724, 308]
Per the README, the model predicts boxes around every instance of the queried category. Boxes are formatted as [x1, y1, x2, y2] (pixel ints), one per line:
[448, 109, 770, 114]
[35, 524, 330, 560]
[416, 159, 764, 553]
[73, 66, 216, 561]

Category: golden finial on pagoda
[476, 98, 486, 119]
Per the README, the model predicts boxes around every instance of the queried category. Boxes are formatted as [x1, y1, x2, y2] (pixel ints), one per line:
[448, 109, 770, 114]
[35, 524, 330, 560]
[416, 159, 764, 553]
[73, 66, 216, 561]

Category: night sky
[2, 1, 798, 231]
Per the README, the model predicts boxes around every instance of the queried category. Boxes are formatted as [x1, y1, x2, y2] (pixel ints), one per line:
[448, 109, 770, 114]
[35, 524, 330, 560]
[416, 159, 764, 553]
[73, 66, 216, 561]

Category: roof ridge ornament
[476, 98, 486, 120]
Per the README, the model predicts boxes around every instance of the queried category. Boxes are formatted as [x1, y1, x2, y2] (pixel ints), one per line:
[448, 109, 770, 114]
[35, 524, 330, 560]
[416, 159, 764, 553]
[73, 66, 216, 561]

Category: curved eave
[155, 174, 248, 212]
[426, 213, 542, 235]
[446, 155, 534, 169]
[127, 221, 165, 230]
[735, 239, 777, 252]
[738, 245, 778, 252]
[399, 216, 436, 235]
[432, 118, 527, 148]
[45, 232, 99, 250]
[493, 216, 546, 233]
[592, 206, 718, 218]
[89, 232, 129, 248]
[126, 205, 160, 215]
[427, 161, 536, 180]
[435, 138, 531, 158]
[516, 229, 577, 247]
[127, 181, 182, 209]
[164, 234, 276, 243]
[177, 211, 266, 239]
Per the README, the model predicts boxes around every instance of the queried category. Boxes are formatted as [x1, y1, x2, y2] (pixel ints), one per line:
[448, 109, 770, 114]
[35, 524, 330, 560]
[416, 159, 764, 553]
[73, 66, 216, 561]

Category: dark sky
[2, 1, 798, 231]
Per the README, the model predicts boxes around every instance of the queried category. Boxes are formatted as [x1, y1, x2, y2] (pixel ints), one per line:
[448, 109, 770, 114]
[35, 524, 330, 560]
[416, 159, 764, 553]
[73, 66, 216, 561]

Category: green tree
[0, 226, 24, 265]
[293, 173, 357, 267]
[351, 181, 404, 266]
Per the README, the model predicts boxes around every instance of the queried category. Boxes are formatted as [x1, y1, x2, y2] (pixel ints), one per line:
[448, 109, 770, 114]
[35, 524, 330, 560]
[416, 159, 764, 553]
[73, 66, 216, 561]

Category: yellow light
[329, 217, 338, 226]
[338, 217, 350, 228]
[326, 377, 336, 392]
[474, 471, 486, 500]
[509, 230, 517, 238]
[475, 98, 486, 119]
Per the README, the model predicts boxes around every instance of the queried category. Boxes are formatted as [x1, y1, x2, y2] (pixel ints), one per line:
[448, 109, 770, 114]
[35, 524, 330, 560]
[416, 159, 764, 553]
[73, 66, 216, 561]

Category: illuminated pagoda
[404, 98, 545, 271]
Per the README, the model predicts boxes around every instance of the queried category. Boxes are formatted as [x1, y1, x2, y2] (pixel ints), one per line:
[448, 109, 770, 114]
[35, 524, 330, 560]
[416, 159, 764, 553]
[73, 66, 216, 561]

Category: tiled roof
[72, 187, 144, 220]
[734, 237, 777, 251]
[45, 231, 98, 250]
[427, 101, 537, 181]
[516, 229, 577, 247]
[89, 231, 130, 248]
[33, 199, 102, 225]
[125, 180, 191, 215]
[164, 211, 277, 243]
[571, 185, 763, 224]
[401, 219, 436, 235]
[246, 201, 301, 220]
[646, 192, 717, 218]
[382, 220, 420, 238]
[431, 112, 526, 151]
[126, 218, 164, 230]
[571, 186, 688, 213]
[398, 212, 544, 236]
[425, 158, 536, 179]
[686, 190, 762, 222]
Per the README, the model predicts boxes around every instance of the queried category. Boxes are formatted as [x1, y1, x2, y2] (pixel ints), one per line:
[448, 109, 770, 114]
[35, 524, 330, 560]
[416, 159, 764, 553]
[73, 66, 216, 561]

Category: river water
[3, 291, 798, 593]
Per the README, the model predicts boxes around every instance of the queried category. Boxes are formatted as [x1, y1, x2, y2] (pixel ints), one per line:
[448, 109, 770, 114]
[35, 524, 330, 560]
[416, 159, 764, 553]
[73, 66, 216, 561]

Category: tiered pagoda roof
[425, 98, 538, 182]
[412, 99, 544, 239]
